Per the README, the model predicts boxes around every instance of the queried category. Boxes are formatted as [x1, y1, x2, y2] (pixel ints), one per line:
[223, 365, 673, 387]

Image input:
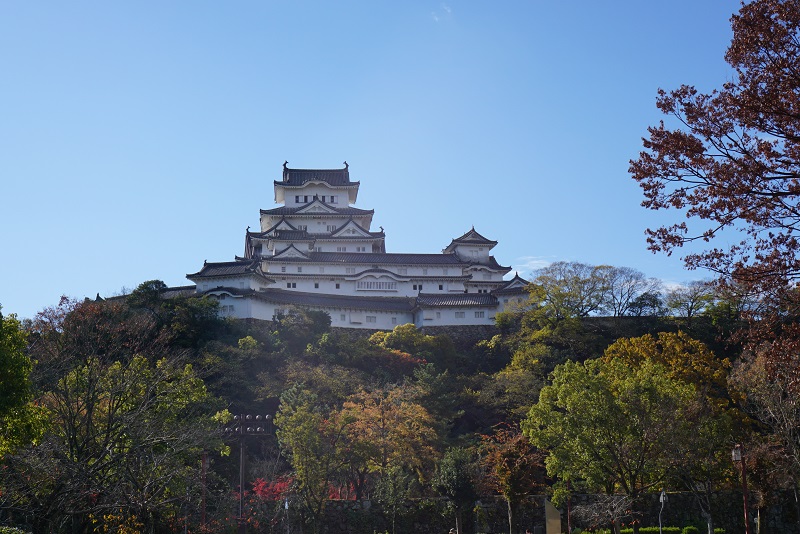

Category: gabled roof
[257, 218, 298, 235]
[187, 259, 273, 282]
[331, 218, 384, 238]
[443, 227, 498, 253]
[415, 293, 498, 308]
[276, 162, 359, 188]
[492, 273, 530, 295]
[271, 244, 311, 261]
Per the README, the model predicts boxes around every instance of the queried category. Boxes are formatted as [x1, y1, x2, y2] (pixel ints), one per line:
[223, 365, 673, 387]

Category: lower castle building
[186, 162, 528, 329]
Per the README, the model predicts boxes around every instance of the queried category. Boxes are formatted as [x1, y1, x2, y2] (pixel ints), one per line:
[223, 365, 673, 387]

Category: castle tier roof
[187, 259, 273, 281]
[208, 287, 417, 312]
[466, 256, 512, 272]
[443, 227, 498, 253]
[263, 251, 466, 265]
[271, 229, 314, 241]
[260, 205, 374, 217]
[276, 163, 359, 188]
[415, 293, 499, 308]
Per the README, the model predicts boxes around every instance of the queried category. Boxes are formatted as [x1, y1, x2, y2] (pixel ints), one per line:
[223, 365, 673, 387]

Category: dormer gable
[495, 273, 529, 292]
[332, 219, 371, 238]
[443, 227, 498, 254]
[297, 198, 339, 215]
[265, 218, 299, 234]
[271, 244, 311, 261]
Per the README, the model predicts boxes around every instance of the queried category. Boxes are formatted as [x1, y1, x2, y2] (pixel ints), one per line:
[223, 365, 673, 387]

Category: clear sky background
[1, 1, 742, 320]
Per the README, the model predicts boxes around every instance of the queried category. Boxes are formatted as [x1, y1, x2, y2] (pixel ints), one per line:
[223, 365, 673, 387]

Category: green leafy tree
[524, 358, 696, 534]
[433, 447, 479, 534]
[0, 309, 46, 458]
[1, 355, 222, 534]
[274, 385, 348, 534]
[374, 465, 414, 534]
[604, 332, 738, 534]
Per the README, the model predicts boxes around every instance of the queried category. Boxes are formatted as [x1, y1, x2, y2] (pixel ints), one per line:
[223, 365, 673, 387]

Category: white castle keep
[186, 162, 528, 329]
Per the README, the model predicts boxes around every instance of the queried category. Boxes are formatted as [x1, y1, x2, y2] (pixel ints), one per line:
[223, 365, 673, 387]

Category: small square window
[439, 284, 443, 291]
[297, 267, 302, 273]
[314, 283, 319, 288]
[340, 314, 346, 321]
[335, 283, 340, 289]
[281, 266, 286, 273]
[475, 311, 485, 318]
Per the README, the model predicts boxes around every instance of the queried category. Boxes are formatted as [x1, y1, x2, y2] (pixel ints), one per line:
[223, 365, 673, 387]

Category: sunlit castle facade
[187, 162, 528, 329]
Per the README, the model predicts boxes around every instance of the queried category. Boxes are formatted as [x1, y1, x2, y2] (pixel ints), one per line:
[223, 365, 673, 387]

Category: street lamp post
[732, 444, 751, 534]
[225, 413, 273, 534]
[659, 490, 668, 534]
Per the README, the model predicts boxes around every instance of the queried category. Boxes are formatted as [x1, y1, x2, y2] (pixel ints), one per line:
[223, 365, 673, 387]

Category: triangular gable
[499, 274, 529, 290]
[331, 219, 370, 237]
[297, 199, 338, 215]
[271, 244, 311, 260]
[262, 218, 298, 234]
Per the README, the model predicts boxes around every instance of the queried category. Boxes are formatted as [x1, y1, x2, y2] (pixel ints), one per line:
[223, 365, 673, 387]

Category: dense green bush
[682, 527, 700, 534]
[0, 527, 32, 534]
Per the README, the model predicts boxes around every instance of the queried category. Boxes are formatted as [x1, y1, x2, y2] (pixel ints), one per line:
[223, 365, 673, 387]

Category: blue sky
[1, 1, 741, 320]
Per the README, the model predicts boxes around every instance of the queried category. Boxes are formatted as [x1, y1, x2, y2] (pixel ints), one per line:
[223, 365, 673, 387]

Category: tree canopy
[630, 0, 800, 288]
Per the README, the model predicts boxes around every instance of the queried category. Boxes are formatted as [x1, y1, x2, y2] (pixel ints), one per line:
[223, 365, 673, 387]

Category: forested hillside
[2, 264, 792, 534]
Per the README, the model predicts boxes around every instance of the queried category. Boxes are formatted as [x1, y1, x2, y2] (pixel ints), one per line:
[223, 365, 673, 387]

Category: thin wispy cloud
[511, 256, 554, 278]
[431, 3, 452, 22]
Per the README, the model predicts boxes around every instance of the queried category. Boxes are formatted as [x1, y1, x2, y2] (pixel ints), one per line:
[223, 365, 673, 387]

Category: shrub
[682, 527, 700, 534]
[0, 528, 32, 534]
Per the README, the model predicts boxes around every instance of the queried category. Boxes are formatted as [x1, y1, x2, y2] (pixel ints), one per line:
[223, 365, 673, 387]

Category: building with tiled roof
[186, 163, 528, 328]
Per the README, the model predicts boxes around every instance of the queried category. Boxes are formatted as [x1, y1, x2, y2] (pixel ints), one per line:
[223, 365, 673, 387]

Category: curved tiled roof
[415, 293, 498, 307]
[465, 256, 512, 272]
[276, 163, 359, 188]
[187, 259, 272, 281]
[272, 229, 314, 241]
[492, 273, 531, 295]
[444, 227, 498, 250]
[261, 205, 374, 216]
[252, 289, 415, 312]
[262, 251, 466, 265]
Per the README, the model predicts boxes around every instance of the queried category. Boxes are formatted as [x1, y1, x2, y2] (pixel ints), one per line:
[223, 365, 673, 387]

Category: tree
[0, 310, 46, 457]
[274, 385, 348, 534]
[0, 355, 222, 534]
[532, 261, 609, 319]
[523, 358, 696, 534]
[481, 424, 546, 534]
[603, 332, 738, 534]
[665, 281, 714, 327]
[626, 290, 667, 317]
[433, 447, 479, 534]
[729, 349, 800, 530]
[630, 0, 800, 288]
[597, 266, 663, 317]
[339, 385, 439, 482]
